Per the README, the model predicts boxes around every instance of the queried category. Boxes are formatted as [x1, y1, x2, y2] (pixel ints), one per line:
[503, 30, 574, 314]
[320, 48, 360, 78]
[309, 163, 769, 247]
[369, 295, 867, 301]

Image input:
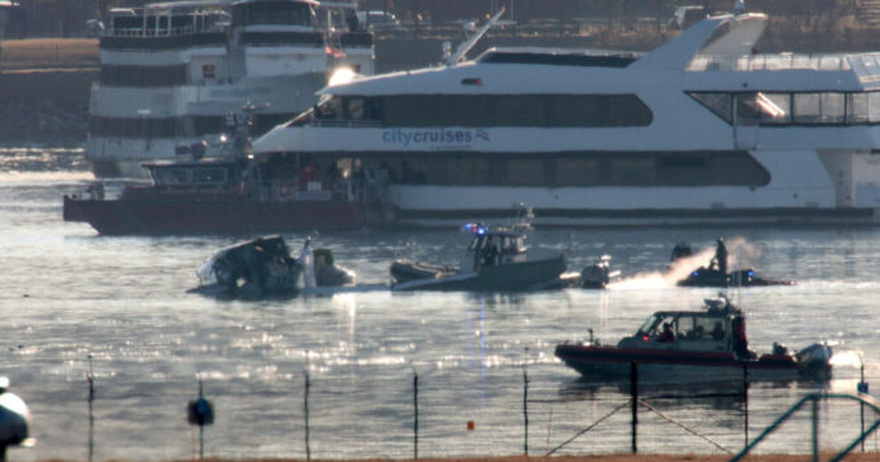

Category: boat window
[691, 90, 880, 126]
[192, 167, 227, 184]
[287, 108, 315, 127]
[556, 157, 600, 186]
[680, 316, 722, 341]
[794, 92, 845, 124]
[689, 93, 733, 124]
[611, 157, 655, 186]
[100, 64, 188, 87]
[233, 2, 315, 27]
[636, 314, 662, 337]
[346, 97, 365, 120]
[378, 94, 652, 128]
[847, 93, 870, 124]
[370, 151, 768, 188]
[467, 234, 485, 252]
[153, 167, 191, 185]
[315, 96, 344, 120]
[870, 92, 880, 123]
[506, 159, 544, 186]
[755, 92, 791, 125]
[491, 95, 547, 126]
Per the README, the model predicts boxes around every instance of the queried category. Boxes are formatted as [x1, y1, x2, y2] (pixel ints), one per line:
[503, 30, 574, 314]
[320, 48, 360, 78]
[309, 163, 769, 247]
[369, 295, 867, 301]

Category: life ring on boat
[278, 182, 293, 199]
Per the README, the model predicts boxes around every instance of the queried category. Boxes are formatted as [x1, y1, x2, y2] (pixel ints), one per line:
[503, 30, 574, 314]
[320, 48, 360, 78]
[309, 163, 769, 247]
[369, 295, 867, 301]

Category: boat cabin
[145, 158, 244, 188]
[464, 223, 529, 270]
[618, 297, 750, 356]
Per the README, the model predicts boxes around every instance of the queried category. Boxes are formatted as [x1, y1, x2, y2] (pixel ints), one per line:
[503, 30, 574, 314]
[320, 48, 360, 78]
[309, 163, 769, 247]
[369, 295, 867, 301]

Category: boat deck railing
[689, 53, 852, 72]
[109, 25, 228, 38]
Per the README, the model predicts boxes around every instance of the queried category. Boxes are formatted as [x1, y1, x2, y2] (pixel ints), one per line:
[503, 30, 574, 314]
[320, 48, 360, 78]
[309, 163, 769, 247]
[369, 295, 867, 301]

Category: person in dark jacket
[712, 237, 728, 275]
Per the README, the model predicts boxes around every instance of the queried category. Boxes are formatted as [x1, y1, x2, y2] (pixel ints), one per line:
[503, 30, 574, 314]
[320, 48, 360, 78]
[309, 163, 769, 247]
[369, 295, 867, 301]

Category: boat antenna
[223, 101, 270, 159]
[446, 7, 506, 66]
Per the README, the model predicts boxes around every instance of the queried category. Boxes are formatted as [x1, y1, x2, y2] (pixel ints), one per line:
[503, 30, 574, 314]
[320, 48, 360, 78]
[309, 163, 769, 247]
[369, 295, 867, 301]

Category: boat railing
[689, 53, 852, 72]
[257, 178, 385, 204]
[312, 119, 383, 129]
[70, 176, 386, 204]
[110, 25, 201, 38]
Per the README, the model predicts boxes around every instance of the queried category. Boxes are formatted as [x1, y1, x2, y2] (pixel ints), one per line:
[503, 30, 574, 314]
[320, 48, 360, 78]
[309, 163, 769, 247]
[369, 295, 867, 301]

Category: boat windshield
[636, 314, 663, 337]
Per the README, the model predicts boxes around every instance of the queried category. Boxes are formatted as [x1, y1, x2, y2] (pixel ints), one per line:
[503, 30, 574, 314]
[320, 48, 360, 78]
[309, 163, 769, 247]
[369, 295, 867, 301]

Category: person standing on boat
[732, 315, 753, 359]
[712, 237, 728, 275]
[658, 322, 675, 342]
[482, 236, 499, 267]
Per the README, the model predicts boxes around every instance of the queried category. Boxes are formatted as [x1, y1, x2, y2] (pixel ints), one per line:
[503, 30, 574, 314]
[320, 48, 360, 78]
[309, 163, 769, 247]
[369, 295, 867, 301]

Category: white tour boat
[252, 8, 880, 227]
[86, 0, 374, 178]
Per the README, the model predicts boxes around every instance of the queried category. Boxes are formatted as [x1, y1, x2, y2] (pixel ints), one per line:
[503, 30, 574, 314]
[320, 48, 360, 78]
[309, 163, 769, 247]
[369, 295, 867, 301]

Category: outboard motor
[0, 377, 32, 462]
[796, 343, 833, 378]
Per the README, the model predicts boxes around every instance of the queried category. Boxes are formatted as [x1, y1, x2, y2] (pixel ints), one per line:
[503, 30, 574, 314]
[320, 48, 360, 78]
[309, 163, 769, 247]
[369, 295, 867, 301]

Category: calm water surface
[1, 146, 880, 460]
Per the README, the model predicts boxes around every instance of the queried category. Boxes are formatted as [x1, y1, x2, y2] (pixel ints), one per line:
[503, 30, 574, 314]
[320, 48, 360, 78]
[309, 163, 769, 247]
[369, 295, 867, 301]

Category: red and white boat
[555, 295, 833, 382]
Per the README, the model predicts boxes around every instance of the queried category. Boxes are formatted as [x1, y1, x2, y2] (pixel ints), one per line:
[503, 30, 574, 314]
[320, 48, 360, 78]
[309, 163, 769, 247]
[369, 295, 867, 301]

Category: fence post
[413, 371, 418, 460]
[859, 364, 868, 452]
[87, 354, 94, 462]
[630, 361, 637, 454]
[523, 351, 529, 456]
[743, 362, 749, 447]
[304, 355, 311, 461]
[811, 396, 819, 462]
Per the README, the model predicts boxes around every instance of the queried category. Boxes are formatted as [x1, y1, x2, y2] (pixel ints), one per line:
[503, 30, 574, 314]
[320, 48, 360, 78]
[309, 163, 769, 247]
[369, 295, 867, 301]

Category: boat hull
[63, 196, 391, 235]
[677, 267, 795, 288]
[554, 344, 824, 383]
[391, 254, 567, 292]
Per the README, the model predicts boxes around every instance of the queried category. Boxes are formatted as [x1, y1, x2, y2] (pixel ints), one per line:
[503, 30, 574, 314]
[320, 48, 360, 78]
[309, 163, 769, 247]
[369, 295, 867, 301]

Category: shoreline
[44, 454, 877, 462]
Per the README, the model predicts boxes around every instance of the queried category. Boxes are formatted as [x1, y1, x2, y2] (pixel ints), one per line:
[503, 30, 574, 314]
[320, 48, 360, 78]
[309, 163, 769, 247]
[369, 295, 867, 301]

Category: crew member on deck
[482, 236, 499, 266]
[712, 237, 728, 275]
[658, 322, 675, 342]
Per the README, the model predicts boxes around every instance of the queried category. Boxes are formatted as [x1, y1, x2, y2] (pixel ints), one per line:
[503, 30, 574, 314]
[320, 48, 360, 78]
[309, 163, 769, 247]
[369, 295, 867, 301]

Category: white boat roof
[143, 0, 318, 12]
[319, 11, 880, 96]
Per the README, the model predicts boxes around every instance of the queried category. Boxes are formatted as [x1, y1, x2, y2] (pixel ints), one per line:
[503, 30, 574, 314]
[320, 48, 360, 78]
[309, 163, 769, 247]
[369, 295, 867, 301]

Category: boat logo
[382, 128, 490, 148]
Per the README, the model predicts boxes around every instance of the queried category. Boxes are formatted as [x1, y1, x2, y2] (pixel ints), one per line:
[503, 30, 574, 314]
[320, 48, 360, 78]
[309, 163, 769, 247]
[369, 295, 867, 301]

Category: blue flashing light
[692, 271, 699, 276]
[747, 270, 754, 277]
[462, 223, 487, 235]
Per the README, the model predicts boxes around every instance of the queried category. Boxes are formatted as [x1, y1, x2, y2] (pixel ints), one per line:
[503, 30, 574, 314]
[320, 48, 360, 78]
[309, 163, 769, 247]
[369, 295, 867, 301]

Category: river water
[2, 145, 880, 461]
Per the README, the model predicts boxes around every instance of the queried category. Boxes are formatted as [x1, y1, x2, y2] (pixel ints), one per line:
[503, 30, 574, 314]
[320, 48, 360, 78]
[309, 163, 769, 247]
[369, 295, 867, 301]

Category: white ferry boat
[86, 0, 374, 178]
[252, 10, 880, 227]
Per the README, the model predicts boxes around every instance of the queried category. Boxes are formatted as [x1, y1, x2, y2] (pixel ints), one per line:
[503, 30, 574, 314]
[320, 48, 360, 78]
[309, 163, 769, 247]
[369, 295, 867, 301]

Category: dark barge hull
[63, 196, 391, 235]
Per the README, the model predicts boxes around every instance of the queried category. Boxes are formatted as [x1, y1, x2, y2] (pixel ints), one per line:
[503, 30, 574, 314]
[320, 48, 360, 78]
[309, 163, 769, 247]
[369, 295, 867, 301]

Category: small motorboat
[192, 235, 303, 300]
[672, 240, 794, 288]
[555, 294, 833, 382]
[677, 266, 794, 288]
[390, 210, 567, 292]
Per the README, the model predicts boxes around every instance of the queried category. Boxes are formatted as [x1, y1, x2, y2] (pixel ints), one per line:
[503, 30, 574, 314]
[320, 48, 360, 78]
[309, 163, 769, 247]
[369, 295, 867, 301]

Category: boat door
[733, 93, 759, 150]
